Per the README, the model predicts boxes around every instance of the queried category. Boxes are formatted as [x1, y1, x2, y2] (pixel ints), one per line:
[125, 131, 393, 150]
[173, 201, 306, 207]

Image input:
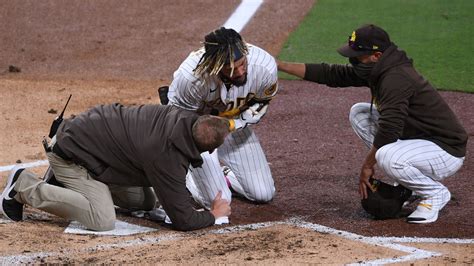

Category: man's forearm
[359, 146, 378, 198]
[363, 146, 378, 169]
[277, 60, 306, 79]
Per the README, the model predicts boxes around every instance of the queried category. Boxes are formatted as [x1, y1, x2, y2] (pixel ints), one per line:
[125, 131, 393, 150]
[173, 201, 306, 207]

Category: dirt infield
[1, 0, 473, 264]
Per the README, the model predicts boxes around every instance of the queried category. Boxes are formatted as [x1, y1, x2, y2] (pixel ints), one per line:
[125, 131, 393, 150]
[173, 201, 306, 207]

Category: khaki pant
[14, 152, 156, 231]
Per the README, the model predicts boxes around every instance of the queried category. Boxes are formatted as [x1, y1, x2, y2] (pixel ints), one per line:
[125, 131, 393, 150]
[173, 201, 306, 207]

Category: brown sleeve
[145, 157, 215, 231]
[372, 74, 413, 149]
[304, 63, 368, 87]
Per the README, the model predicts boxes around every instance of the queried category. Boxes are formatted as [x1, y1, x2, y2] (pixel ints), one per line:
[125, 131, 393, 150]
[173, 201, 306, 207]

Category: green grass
[278, 0, 474, 92]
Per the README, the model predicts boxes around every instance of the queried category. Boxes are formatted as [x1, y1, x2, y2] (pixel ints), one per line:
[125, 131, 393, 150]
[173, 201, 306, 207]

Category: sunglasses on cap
[348, 36, 380, 52]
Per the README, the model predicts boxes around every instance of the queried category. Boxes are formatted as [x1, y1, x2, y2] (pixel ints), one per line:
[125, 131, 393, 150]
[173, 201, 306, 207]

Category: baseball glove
[361, 177, 412, 220]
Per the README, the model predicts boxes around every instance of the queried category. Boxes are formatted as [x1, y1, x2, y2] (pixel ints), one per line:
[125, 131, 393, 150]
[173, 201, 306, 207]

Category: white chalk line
[0, 160, 49, 173]
[370, 236, 474, 244]
[2, 217, 472, 264]
[288, 218, 440, 265]
[223, 0, 264, 33]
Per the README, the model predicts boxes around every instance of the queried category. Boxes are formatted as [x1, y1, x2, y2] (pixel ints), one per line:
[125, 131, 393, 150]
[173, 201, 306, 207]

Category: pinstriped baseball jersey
[168, 44, 278, 116]
[167, 43, 278, 208]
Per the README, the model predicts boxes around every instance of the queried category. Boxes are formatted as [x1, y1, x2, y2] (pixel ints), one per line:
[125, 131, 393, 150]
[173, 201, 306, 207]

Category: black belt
[52, 143, 71, 161]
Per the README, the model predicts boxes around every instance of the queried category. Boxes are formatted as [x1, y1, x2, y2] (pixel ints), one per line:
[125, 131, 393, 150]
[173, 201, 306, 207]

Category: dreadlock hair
[194, 27, 248, 77]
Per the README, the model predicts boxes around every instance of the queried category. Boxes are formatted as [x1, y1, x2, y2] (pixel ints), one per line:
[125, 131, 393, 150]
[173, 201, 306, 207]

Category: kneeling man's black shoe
[0, 166, 25, 221]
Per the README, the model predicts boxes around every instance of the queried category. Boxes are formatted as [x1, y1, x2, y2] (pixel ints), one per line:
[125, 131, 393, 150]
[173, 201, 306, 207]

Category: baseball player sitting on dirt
[277, 24, 468, 224]
[159, 27, 279, 211]
[0, 104, 231, 231]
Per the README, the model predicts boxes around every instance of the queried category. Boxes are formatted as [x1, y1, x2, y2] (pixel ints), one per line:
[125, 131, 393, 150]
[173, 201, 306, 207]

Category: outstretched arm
[278, 60, 368, 87]
[277, 60, 306, 79]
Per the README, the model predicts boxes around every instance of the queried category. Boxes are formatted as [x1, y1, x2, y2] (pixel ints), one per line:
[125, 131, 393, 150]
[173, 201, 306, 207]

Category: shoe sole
[0, 166, 24, 221]
[407, 213, 439, 224]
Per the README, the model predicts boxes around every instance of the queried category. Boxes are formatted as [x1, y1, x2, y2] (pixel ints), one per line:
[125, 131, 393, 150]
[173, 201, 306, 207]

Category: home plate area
[1, 214, 472, 264]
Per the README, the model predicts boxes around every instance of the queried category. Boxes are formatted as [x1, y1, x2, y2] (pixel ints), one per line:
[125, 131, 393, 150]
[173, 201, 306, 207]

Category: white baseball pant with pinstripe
[186, 126, 275, 209]
[349, 102, 464, 202]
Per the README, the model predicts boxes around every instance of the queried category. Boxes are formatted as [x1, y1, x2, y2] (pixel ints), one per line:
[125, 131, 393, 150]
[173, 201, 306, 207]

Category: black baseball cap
[337, 24, 391, 57]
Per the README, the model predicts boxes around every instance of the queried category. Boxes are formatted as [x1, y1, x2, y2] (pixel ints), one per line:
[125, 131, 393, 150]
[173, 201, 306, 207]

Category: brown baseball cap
[337, 24, 391, 57]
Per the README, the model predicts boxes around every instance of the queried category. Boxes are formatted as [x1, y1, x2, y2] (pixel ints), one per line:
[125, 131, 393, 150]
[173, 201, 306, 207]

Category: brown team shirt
[56, 103, 215, 231]
[304, 45, 467, 157]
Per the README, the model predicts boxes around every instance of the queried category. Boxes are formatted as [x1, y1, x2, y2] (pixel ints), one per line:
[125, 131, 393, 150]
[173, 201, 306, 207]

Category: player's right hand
[232, 103, 269, 130]
[210, 191, 231, 218]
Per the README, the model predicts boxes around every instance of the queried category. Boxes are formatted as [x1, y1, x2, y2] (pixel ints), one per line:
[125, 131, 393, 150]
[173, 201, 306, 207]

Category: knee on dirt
[246, 186, 275, 203]
[86, 212, 116, 231]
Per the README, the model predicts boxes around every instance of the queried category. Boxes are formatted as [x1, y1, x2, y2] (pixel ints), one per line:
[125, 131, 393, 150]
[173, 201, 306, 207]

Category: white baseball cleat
[407, 188, 451, 224]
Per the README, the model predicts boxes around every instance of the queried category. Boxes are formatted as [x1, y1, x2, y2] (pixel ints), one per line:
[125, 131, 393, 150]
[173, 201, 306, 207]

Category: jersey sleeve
[254, 55, 279, 101]
[168, 52, 207, 111]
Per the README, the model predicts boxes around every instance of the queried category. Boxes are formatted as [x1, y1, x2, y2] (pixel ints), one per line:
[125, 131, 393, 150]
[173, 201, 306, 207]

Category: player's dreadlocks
[194, 27, 248, 77]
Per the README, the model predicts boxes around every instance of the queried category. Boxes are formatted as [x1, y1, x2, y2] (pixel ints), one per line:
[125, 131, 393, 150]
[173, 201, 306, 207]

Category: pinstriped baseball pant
[349, 102, 464, 199]
[186, 126, 275, 209]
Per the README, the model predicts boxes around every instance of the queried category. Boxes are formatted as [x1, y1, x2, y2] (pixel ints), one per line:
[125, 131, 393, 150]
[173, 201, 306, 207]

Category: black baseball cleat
[0, 166, 25, 221]
[158, 86, 169, 105]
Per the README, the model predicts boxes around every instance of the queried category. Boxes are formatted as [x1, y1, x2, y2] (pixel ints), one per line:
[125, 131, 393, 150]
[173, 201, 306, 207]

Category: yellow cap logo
[350, 31, 357, 42]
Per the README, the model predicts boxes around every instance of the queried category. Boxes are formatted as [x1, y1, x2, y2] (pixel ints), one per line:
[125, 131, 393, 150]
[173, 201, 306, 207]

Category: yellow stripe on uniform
[219, 108, 241, 118]
[418, 203, 432, 210]
[228, 119, 236, 131]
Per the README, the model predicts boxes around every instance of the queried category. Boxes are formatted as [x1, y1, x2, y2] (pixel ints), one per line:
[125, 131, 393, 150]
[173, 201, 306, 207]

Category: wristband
[229, 119, 236, 131]
[229, 119, 245, 131]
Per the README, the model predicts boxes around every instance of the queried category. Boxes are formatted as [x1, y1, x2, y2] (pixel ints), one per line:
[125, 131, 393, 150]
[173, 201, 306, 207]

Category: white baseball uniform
[168, 44, 278, 208]
[349, 102, 464, 201]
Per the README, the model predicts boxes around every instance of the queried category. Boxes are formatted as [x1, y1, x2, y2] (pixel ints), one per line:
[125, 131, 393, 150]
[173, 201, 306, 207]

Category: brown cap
[337, 24, 391, 57]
